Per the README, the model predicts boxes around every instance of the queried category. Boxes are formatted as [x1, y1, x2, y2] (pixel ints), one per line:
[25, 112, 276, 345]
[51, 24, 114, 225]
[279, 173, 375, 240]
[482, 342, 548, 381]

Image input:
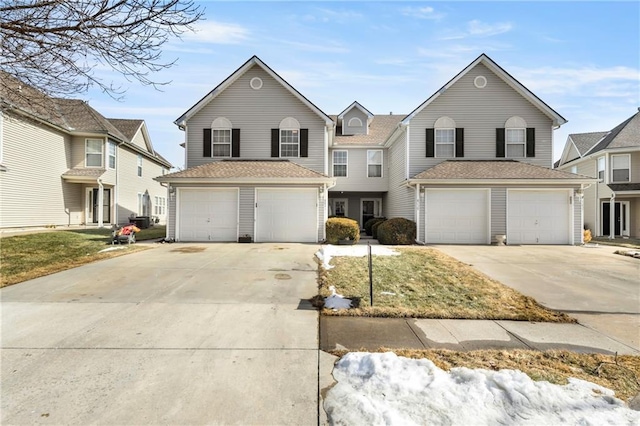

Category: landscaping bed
[317, 246, 574, 323]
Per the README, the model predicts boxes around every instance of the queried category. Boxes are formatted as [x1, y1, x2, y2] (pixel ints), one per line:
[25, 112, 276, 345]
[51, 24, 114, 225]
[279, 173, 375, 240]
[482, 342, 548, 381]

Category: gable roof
[108, 119, 144, 141]
[402, 54, 567, 128]
[156, 160, 333, 183]
[331, 114, 404, 146]
[570, 132, 608, 156]
[409, 160, 594, 183]
[174, 56, 334, 128]
[584, 111, 640, 155]
[337, 101, 374, 120]
[55, 99, 128, 141]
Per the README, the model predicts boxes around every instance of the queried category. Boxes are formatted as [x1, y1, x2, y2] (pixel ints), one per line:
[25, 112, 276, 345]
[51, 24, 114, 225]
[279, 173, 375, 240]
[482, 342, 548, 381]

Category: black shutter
[271, 129, 279, 157]
[203, 128, 212, 157]
[425, 128, 435, 157]
[496, 128, 505, 158]
[300, 129, 309, 157]
[231, 129, 240, 157]
[526, 128, 535, 157]
[455, 128, 464, 158]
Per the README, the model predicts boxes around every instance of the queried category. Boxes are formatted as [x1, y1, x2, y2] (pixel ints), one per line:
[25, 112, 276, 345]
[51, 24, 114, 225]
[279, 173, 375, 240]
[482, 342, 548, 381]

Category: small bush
[372, 219, 386, 239]
[326, 217, 360, 244]
[377, 218, 416, 245]
[364, 217, 386, 236]
[584, 229, 592, 244]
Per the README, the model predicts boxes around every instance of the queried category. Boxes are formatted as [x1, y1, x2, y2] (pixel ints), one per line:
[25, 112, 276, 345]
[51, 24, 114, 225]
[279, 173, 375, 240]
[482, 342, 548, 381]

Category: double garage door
[178, 188, 318, 242]
[425, 189, 571, 245]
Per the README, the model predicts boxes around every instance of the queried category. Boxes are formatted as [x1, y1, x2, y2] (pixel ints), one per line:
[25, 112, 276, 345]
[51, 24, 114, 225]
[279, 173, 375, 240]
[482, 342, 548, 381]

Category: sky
[324, 351, 640, 425]
[85, 1, 640, 170]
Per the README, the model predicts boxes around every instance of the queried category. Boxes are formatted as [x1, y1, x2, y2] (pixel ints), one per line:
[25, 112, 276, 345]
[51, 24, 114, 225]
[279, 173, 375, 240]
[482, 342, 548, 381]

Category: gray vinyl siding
[168, 191, 176, 239]
[408, 62, 554, 177]
[566, 143, 580, 163]
[385, 130, 414, 220]
[0, 113, 84, 228]
[185, 65, 327, 173]
[417, 191, 425, 242]
[330, 147, 388, 192]
[327, 191, 385, 228]
[491, 187, 507, 242]
[168, 183, 324, 242]
[342, 109, 368, 135]
[630, 151, 640, 182]
[574, 192, 582, 243]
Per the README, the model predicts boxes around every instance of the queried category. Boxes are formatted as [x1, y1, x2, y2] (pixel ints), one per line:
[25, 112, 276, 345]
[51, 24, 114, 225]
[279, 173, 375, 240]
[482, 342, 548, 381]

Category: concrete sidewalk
[320, 316, 640, 355]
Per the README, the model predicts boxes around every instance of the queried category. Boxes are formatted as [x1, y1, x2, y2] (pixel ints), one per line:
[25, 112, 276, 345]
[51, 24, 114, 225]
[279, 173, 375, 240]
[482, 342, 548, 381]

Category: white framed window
[279, 117, 300, 158]
[211, 117, 233, 158]
[154, 196, 159, 215]
[333, 150, 348, 177]
[367, 149, 383, 177]
[570, 165, 577, 174]
[137, 154, 143, 177]
[108, 141, 116, 169]
[435, 129, 455, 158]
[611, 154, 630, 183]
[85, 139, 103, 167]
[137, 193, 144, 216]
[506, 129, 526, 157]
[597, 157, 605, 181]
[154, 196, 166, 215]
[347, 117, 363, 127]
[330, 198, 348, 217]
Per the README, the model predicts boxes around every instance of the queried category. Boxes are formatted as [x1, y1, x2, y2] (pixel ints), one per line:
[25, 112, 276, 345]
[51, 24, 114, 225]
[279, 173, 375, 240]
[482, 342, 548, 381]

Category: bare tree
[0, 0, 204, 102]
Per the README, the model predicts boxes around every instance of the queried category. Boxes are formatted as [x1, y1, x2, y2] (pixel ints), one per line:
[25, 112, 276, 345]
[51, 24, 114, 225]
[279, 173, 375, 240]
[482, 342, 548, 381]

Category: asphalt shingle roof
[332, 114, 404, 145]
[570, 132, 608, 156]
[608, 183, 640, 192]
[61, 168, 106, 178]
[162, 160, 329, 179]
[108, 119, 144, 141]
[412, 160, 591, 180]
[587, 111, 640, 155]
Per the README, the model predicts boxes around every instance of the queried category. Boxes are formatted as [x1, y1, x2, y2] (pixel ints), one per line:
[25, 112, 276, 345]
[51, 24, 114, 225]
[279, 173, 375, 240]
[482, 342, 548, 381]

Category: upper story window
[611, 154, 630, 182]
[434, 116, 456, 158]
[108, 141, 116, 169]
[85, 139, 103, 167]
[211, 117, 232, 157]
[504, 116, 528, 158]
[570, 165, 577, 174]
[347, 117, 363, 127]
[367, 149, 383, 178]
[137, 154, 143, 177]
[333, 150, 348, 177]
[597, 156, 605, 181]
[280, 117, 300, 158]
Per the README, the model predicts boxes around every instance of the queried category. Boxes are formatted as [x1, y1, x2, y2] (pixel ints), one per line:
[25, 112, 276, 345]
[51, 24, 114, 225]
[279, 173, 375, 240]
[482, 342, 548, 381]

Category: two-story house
[556, 110, 640, 238]
[159, 54, 594, 244]
[0, 72, 172, 229]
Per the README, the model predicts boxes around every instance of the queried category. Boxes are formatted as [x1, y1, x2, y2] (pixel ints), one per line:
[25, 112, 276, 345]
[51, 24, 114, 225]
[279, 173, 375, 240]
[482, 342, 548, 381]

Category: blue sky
[87, 1, 640, 169]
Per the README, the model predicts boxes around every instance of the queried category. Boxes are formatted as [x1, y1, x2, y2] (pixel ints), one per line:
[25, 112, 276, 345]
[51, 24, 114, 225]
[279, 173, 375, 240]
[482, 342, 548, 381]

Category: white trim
[337, 101, 374, 120]
[331, 198, 349, 217]
[367, 149, 383, 178]
[212, 117, 233, 128]
[347, 117, 363, 127]
[424, 188, 491, 244]
[254, 187, 319, 243]
[407, 179, 594, 185]
[405, 126, 410, 180]
[332, 149, 348, 177]
[597, 156, 606, 182]
[107, 141, 117, 170]
[610, 153, 631, 183]
[600, 200, 631, 237]
[435, 128, 455, 158]
[137, 154, 143, 177]
[249, 77, 263, 90]
[85, 138, 104, 168]
[360, 198, 382, 227]
[211, 128, 232, 158]
[175, 187, 240, 242]
[474, 75, 487, 89]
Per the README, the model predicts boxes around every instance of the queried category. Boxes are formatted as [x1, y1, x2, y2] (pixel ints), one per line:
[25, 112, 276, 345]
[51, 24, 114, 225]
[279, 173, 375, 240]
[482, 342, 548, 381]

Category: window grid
[333, 150, 347, 177]
[435, 129, 455, 158]
[212, 129, 231, 157]
[280, 129, 299, 157]
[367, 150, 383, 178]
[506, 128, 525, 158]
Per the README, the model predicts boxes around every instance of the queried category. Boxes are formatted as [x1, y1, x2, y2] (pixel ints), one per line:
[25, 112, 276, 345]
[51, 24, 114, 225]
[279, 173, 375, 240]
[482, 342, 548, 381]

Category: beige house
[159, 54, 594, 244]
[556, 110, 640, 238]
[0, 73, 172, 229]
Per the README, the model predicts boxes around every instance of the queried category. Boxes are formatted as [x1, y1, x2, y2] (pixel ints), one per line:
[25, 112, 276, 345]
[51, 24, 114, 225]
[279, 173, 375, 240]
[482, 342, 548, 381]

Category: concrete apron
[1, 243, 321, 425]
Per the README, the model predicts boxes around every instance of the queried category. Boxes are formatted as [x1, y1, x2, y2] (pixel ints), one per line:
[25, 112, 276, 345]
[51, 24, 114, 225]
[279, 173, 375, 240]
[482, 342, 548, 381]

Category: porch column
[97, 179, 104, 228]
[609, 194, 615, 239]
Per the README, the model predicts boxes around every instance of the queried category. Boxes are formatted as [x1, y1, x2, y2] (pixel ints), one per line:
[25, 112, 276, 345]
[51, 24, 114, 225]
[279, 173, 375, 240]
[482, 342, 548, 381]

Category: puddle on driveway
[275, 273, 292, 280]
[170, 246, 206, 253]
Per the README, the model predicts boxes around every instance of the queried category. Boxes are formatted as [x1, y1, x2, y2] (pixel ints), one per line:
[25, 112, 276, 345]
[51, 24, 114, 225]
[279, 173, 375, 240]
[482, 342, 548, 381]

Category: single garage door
[426, 189, 489, 244]
[256, 188, 318, 242]
[507, 190, 570, 244]
[178, 188, 238, 241]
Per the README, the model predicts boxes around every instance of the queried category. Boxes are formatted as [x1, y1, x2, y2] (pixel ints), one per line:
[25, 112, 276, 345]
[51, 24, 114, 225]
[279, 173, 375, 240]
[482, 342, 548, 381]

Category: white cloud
[303, 7, 363, 24]
[182, 21, 250, 44]
[401, 6, 445, 20]
[440, 20, 513, 40]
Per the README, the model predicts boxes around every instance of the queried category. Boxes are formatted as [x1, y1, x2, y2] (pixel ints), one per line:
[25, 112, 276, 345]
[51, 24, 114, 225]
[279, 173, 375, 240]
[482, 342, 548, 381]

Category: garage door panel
[426, 189, 489, 244]
[256, 189, 317, 243]
[507, 190, 569, 245]
[179, 189, 238, 242]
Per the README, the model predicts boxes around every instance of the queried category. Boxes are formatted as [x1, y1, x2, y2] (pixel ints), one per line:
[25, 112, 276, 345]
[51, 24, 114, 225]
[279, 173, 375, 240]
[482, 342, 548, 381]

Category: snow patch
[316, 244, 400, 270]
[99, 246, 127, 253]
[324, 352, 640, 425]
[324, 286, 352, 310]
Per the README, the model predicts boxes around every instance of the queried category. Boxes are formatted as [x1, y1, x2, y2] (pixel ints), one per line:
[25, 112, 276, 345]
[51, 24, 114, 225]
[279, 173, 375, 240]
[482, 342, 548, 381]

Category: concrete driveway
[434, 245, 640, 351]
[1, 243, 322, 425]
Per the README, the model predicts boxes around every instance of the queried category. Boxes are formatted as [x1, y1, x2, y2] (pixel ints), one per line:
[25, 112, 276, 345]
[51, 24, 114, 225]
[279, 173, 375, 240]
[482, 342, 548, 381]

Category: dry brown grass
[328, 348, 640, 402]
[318, 247, 573, 322]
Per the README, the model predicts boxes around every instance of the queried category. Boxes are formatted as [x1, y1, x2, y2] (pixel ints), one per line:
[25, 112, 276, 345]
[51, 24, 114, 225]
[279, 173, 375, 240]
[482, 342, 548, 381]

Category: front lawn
[0, 226, 164, 287]
[319, 247, 573, 323]
[591, 237, 640, 250]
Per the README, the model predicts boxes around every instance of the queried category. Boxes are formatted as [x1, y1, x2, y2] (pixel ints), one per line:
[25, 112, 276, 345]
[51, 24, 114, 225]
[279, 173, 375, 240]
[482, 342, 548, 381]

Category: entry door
[361, 199, 381, 227]
[91, 188, 111, 223]
[602, 202, 628, 236]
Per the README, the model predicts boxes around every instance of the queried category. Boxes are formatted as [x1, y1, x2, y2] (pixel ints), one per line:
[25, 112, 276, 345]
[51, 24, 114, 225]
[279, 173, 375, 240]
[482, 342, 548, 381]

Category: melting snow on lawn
[324, 352, 640, 426]
[316, 244, 400, 270]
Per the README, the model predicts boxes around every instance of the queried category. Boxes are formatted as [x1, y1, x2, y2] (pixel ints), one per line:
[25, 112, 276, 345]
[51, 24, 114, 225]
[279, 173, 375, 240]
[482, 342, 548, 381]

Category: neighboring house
[556, 110, 640, 238]
[159, 54, 594, 244]
[0, 73, 172, 229]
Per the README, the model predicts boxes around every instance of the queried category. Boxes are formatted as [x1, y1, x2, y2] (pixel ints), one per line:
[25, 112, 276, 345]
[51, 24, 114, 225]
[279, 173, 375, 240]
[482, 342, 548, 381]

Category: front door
[361, 198, 381, 228]
[91, 188, 111, 223]
[602, 201, 629, 236]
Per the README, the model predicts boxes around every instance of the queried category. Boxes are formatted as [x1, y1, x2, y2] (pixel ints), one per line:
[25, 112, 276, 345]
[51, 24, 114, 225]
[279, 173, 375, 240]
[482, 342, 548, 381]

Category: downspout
[609, 193, 615, 240]
[160, 182, 171, 240]
[415, 183, 420, 243]
[97, 178, 104, 228]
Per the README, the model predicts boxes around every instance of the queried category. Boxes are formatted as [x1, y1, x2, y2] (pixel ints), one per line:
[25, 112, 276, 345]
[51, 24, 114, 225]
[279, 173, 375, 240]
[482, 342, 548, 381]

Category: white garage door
[256, 188, 318, 242]
[178, 188, 238, 241]
[507, 190, 570, 244]
[426, 189, 489, 244]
